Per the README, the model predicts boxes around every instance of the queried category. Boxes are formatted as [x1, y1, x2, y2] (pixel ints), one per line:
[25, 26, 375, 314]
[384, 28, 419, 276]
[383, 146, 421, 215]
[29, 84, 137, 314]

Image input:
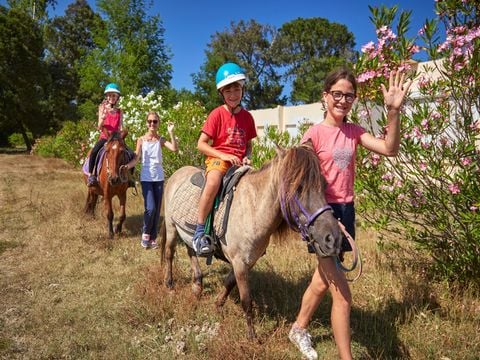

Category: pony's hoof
[192, 283, 203, 298]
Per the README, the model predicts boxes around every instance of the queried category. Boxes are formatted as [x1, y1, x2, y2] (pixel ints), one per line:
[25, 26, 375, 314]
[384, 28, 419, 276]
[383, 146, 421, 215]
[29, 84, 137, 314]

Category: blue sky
[6, 0, 440, 91]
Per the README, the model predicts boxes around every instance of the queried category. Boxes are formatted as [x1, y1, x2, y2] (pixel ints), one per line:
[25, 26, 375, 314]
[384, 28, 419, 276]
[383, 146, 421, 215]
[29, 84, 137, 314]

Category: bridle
[280, 194, 333, 252]
[104, 138, 129, 184]
[280, 194, 362, 281]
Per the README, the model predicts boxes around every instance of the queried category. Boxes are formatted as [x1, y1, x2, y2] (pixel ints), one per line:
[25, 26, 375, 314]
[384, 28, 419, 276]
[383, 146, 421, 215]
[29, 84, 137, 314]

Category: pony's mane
[278, 143, 325, 203]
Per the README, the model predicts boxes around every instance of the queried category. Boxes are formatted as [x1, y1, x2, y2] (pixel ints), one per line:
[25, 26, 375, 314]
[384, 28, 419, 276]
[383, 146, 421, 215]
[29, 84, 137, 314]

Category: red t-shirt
[302, 122, 365, 203]
[99, 110, 122, 140]
[201, 105, 257, 159]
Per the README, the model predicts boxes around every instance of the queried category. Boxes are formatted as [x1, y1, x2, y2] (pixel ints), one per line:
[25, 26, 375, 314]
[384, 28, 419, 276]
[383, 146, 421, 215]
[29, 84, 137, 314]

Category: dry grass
[0, 154, 478, 359]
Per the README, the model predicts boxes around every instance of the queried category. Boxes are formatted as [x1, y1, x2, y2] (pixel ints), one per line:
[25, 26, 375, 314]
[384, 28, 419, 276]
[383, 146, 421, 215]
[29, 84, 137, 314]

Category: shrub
[353, 3, 480, 286]
[33, 120, 91, 165]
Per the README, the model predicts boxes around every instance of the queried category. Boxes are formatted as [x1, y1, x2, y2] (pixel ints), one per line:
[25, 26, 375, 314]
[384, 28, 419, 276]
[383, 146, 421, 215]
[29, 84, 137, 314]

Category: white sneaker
[288, 325, 318, 360]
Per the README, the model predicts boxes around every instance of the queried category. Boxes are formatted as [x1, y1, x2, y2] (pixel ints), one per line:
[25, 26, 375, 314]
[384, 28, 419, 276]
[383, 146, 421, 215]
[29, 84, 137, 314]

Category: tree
[193, 20, 286, 111]
[74, 0, 173, 121]
[6, 0, 55, 20]
[0, 6, 50, 150]
[44, 0, 101, 124]
[95, 0, 172, 94]
[272, 17, 357, 104]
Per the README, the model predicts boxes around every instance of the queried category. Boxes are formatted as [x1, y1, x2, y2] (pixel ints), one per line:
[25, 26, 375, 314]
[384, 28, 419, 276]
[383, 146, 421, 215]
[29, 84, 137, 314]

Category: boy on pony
[192, 62, 257, 256]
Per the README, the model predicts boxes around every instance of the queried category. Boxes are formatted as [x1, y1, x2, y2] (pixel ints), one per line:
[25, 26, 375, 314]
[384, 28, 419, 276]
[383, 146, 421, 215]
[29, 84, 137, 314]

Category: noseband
[104, 140, 129, 184]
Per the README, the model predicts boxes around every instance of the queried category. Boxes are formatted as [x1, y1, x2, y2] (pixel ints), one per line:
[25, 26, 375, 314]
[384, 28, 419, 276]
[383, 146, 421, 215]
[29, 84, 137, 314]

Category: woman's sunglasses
[147, 120, 158, 125]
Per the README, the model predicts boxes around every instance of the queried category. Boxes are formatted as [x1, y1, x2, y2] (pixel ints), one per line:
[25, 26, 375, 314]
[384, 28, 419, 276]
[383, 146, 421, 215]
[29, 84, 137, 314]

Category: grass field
[0, 154, 478, 359]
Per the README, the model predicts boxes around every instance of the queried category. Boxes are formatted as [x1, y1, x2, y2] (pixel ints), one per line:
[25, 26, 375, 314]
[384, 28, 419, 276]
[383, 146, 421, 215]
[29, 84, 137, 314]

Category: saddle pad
[82, 150, 106, 176]
[170, 174, 228, 239]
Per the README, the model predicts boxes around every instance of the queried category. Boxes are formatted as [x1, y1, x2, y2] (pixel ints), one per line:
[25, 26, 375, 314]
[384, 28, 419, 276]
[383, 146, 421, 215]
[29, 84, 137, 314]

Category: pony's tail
[159, 215, 167, 265]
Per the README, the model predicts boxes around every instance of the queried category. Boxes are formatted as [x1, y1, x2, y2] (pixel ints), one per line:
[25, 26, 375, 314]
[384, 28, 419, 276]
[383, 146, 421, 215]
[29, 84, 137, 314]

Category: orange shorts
[205, 157, 232, 175]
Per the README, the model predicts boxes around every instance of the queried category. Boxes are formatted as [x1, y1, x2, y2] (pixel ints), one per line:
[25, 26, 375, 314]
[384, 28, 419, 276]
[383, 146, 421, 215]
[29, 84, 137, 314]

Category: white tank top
[140, 137, 164, 182]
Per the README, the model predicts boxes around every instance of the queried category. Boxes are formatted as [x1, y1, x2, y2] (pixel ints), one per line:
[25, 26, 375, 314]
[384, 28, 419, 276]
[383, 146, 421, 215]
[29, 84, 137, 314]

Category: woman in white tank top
[124, 111, 178, 248]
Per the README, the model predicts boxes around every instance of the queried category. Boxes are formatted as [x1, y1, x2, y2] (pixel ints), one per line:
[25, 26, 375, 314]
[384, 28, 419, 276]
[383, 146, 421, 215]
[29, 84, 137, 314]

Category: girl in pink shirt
[289, 68, 412, 360]
[87, 83, 124, 186]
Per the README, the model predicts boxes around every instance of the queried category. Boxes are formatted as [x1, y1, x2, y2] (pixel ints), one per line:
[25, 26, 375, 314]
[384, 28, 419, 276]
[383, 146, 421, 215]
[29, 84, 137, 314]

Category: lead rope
[336, 221, 362, 282]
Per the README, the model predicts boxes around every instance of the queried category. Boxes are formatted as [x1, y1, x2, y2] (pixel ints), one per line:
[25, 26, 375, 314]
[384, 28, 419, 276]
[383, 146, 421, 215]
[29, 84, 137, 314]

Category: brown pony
[160, 142, 342, 339]
[84, 130, 130, 238]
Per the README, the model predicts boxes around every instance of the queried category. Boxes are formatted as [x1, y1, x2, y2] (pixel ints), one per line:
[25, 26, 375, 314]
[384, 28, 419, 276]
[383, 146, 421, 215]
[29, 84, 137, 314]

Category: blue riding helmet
[215, 63, 246, 90]
[104, 83, 121, 95]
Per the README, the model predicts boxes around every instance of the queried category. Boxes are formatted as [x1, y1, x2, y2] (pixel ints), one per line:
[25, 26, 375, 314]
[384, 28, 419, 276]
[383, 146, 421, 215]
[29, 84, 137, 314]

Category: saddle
[82, 146, 135, 177]
[171, 165, 251, 245]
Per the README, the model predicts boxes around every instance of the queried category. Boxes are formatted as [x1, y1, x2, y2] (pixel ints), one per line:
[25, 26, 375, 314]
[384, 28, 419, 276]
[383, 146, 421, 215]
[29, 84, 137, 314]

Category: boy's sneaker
[87, 175, 98, 187]
[141, 234, 150, 248]
[288, 325, 318, 360]
[149, 240, 158, 249]
[192, 234, 214, 256]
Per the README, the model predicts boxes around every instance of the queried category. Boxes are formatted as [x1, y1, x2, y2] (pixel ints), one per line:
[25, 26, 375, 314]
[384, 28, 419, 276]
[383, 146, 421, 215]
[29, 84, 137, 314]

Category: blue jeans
[330, 202, 355, 251]
[141, 181, 164, 240]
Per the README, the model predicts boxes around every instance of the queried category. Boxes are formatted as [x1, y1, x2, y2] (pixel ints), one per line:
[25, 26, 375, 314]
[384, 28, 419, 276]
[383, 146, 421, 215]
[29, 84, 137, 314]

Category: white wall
[251, 103, 324, 138]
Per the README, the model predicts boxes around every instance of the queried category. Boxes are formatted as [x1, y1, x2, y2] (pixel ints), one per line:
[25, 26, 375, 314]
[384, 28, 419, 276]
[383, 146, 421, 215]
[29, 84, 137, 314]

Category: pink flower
[448, 183, 461, 195]
[431, 111, 441, 120]
[371, 154, 381, 166]
[418, 75, 430, 88]
[381, 172, 394, 181]
[461, 157, 472, 166]
[419, 161, 427, 171]
[469, 121, 479, 130]
[361, 41, 375, 54]
[409, 45, 421, 54]
[470, 206, 478, 212]
[359, 109, 369, 120]
[357, 70, 377, 83]
[412, 126, 422, 139]
[421, 119, 429, 130]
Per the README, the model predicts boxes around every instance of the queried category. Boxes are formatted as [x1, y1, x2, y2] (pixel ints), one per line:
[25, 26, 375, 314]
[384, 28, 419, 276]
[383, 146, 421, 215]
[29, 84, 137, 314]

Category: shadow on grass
[246, 267, 440, 359]
[0, 148, 28, 154]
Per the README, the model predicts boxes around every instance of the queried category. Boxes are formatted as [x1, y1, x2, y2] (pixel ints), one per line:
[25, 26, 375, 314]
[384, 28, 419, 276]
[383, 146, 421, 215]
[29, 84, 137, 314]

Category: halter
[281, 195, 362, 280]
[280, 194, 333, 245]
[104, 138, 129, 184]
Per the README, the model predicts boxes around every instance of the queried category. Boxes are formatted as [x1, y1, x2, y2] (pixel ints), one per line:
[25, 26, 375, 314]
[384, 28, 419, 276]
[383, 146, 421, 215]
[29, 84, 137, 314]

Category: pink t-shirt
[202, 105, 257, 159]
[99, 110, 122, 140]
[302, 122, 366, 203]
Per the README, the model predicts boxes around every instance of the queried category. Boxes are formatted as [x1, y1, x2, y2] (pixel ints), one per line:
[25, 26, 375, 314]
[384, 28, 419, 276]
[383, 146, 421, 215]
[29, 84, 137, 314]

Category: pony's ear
[302, 139, 314, 151]
[121, 129, 128, 139]
[274, 142, 286, 157]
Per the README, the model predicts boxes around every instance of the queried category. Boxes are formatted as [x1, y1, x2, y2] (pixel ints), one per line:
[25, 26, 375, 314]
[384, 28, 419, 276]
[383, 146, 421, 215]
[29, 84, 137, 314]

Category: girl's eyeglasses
[328, 91, 356, 103]
[147, 120, 158, 125]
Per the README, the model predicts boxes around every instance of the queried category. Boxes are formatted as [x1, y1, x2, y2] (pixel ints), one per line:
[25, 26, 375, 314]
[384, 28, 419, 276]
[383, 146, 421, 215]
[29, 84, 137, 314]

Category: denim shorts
[330, 202, 355, 252]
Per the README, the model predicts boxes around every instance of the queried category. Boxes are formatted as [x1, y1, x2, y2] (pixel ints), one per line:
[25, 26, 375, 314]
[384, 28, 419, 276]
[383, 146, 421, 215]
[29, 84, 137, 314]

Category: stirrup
[87, 175, 98, 186]
[193, 234, 215, 256]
